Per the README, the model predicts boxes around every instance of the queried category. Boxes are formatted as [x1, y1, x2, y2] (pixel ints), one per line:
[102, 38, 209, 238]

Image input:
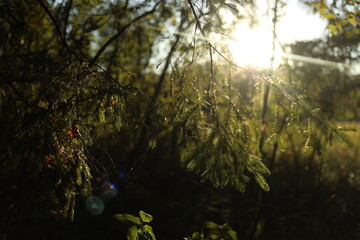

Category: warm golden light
[224, 0, 329, 69]
[226, 24, 281, 69]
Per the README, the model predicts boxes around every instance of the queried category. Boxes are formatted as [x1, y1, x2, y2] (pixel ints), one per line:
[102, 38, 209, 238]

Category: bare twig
[188, 0, 205, 36]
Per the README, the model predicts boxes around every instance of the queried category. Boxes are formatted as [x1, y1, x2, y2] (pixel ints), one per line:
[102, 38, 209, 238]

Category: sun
[226, 24, 281, 69]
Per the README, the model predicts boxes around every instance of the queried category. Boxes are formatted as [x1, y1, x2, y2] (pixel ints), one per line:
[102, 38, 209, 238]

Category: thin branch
[259, 0, 279, 155]
[188, 0, 205, 36]
[89, 1, 160, 66]
[151, 34, 182, 103]
[37, 0, 82, 61]
[208, 43, 215, 93]
[62, 0, 73, 38]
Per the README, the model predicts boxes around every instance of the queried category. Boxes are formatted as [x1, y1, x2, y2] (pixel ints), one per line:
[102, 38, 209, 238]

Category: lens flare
[85, 196, 104, 215]
[119, 171, 126, 178]
[102, 181, 117, 198]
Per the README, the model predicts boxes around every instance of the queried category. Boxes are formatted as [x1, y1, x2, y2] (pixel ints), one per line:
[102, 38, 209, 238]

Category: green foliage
[127, 226, 140, 240]
[309, 0, 360, 36]
[114, 211, 156, 240]
[114, 214, 141, 225]
[185, 221, 238, 240]
[139, 210, 154, 223]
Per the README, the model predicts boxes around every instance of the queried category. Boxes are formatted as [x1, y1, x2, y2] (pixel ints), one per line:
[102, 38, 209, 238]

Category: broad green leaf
[191, 232, 202, 239]
[209, 233, 218, 239]
[204, 221, 219, 229]
[127, 226, 139, 240]
[227, 230, 238, 240]
[139, 211, 153, 223]
[114, 214, 141, 225]
[143, 225, 156, 240]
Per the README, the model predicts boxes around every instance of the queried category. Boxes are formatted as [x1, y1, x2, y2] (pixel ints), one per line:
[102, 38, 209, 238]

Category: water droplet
[85, 196, 104, 215]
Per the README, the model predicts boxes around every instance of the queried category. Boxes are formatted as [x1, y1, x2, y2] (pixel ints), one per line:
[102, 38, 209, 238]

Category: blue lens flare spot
[118, 171, 126, 178]
[85, 196, 104, 215]
[102, 181, 118, 198]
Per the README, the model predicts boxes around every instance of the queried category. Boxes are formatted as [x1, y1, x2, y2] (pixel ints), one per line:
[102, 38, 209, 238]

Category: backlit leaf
[349, 15, 356, 25]
[327, 24, 337, 34]
[127, 226, 139, 240]
[143, 225, 156, 240]
[227, 229, 238, 240]
[204, 221, 219, 229]
[114, 214, 141, 225]
[139, 210, 153, 223]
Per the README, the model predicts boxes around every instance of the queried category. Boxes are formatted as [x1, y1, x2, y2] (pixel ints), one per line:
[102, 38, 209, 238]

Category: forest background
[0, 0, 359, 239]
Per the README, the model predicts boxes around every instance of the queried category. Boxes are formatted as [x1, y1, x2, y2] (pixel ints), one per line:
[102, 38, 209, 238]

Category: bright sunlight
[225, 0, 328, 69]
[226, 24, 280, 68]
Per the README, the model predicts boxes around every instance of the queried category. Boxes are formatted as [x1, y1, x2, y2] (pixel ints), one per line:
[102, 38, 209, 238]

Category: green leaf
[209, 233, 218, 239]
[227, 230, 238, 240]
[139, 211, 153, 223]
[148, 139, 157, 149]
[114, 214, 141, 225]
[127, 226, 139, 240]
[143, 225, 156, 240]
[191, 232, 202, 239]
[349, 15, 356, 25]
[323, 12, 335, 20]
[327, 24, 337, 34]
[204, 221, 219, 229]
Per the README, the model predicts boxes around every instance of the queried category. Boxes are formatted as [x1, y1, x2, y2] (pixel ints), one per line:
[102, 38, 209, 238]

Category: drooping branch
[126, 19, 185, 173]
[209, 43, 353, 148]
[151, 27, 183, 103]
[259, 0, 279, 155]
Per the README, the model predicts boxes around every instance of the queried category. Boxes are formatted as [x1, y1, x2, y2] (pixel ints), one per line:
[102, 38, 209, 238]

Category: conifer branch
[209, 44, 353, 147]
